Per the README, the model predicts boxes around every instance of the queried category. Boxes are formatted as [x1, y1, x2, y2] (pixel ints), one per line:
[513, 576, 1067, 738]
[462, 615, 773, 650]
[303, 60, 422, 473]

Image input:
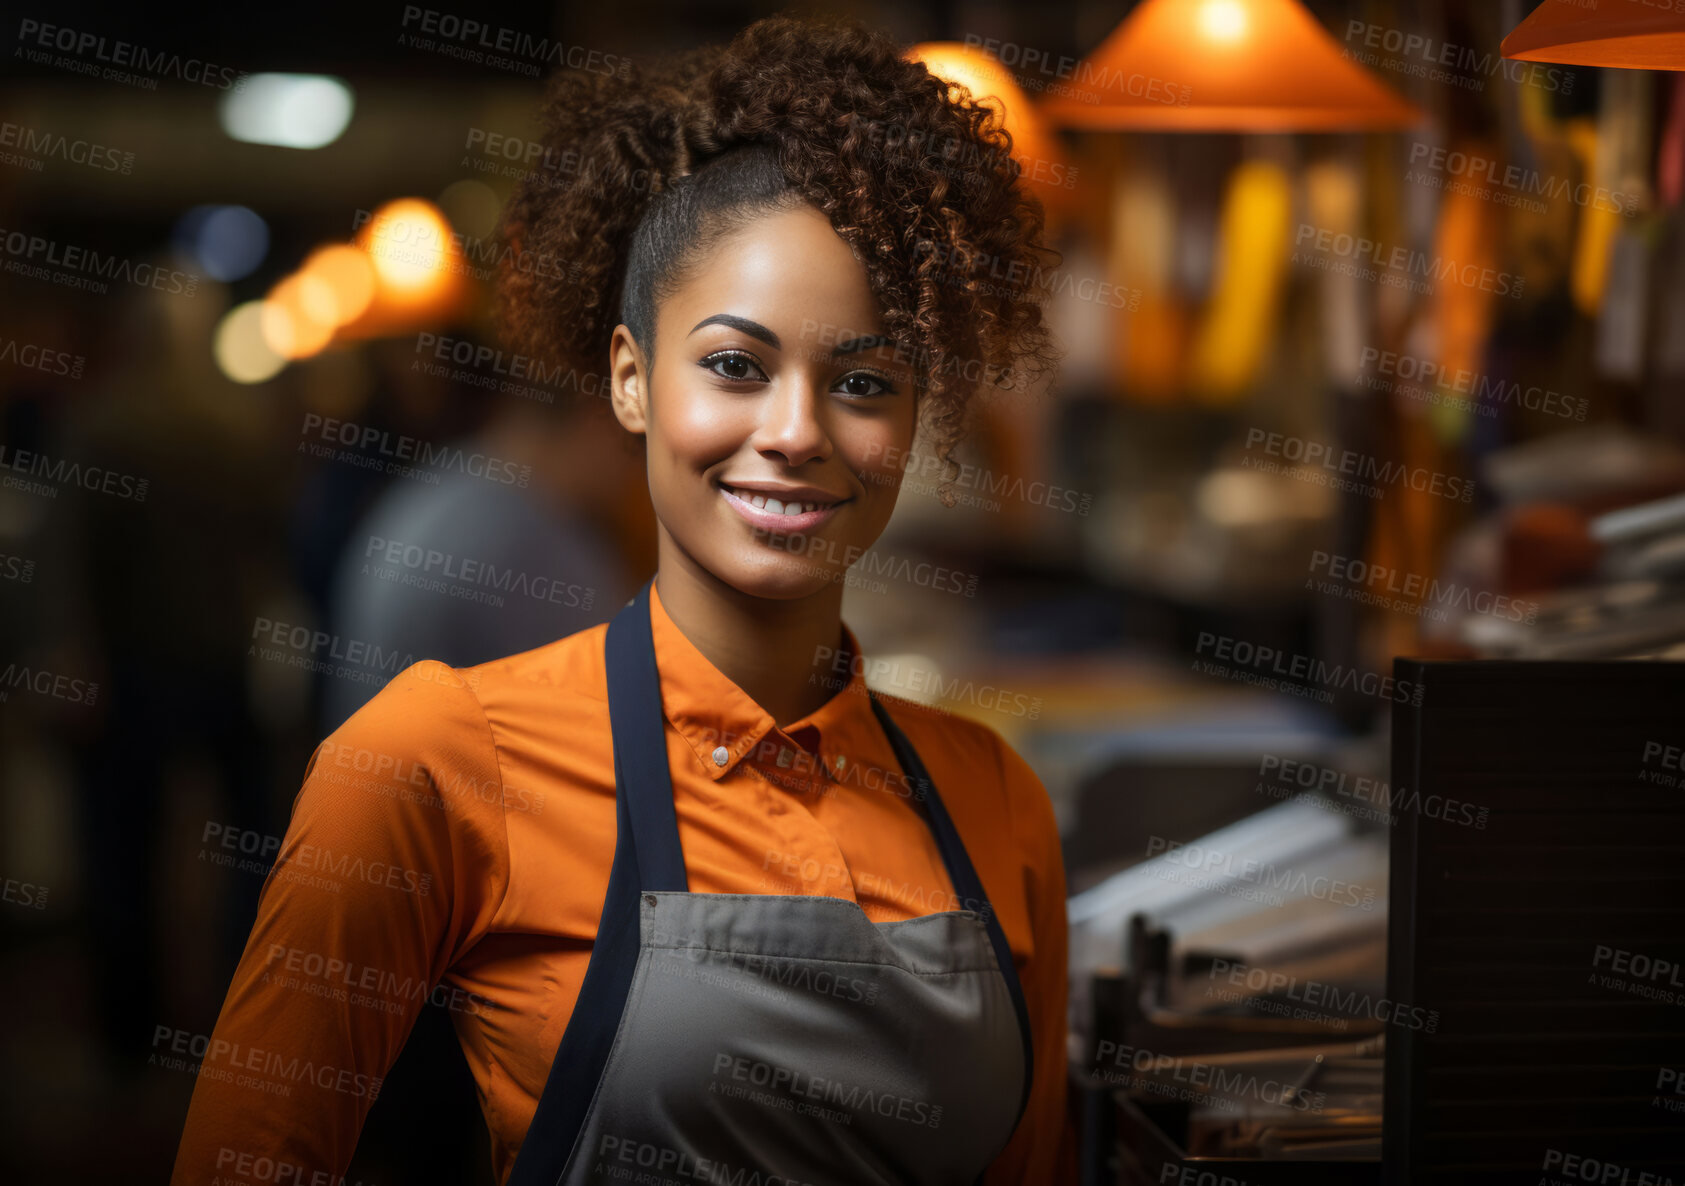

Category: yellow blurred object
[1188, 158, 1292, 402]
[1426, 173, 1499, 443]
[214, 300, 287, 384]
[260, 275, 336, 360]
[907, 42, 1075, 215]
[358, 198, 463, 305]
[1566, 117, 1619, 315]
[296, 245, 376, 329]
[1041, 0, 1423, 131]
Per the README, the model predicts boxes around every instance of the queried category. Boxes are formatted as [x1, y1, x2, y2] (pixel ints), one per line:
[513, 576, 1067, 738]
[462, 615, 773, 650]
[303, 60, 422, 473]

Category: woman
[173, 15, 1071, 1184]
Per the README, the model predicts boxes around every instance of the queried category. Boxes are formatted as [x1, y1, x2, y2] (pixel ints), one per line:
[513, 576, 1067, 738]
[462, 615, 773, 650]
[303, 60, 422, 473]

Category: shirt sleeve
[984, 729, 1078, 1186]
[170, 660, 509, 1184]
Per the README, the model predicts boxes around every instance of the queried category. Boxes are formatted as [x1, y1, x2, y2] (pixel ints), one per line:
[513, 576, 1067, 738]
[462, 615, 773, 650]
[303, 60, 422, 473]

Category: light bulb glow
[1199, 0, 1250, 44]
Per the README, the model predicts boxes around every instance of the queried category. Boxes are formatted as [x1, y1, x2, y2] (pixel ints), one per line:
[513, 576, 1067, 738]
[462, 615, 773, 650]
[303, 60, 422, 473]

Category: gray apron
[503, 581, 1033, 1186]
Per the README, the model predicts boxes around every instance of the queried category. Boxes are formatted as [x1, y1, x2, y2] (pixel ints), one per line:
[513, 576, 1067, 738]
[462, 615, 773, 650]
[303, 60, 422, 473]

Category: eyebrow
[689, 314, 780, 350]
[832, 333, 892, 357]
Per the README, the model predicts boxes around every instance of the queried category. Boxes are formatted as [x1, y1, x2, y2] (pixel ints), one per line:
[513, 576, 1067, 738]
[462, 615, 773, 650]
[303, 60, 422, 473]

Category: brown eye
[835, 371, 892, 398]
[700, 351, 767, 383]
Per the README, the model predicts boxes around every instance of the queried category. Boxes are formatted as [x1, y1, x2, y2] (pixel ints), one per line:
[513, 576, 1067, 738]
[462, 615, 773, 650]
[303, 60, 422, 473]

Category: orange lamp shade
[1041, 0, 1423, 131]
[907, 42, 1075, 208]
[1503, 0, 1685, 71]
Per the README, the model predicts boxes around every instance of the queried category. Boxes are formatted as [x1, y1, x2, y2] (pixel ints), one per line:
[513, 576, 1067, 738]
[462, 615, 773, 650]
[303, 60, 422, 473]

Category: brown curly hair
[496, 14, 1060, 502]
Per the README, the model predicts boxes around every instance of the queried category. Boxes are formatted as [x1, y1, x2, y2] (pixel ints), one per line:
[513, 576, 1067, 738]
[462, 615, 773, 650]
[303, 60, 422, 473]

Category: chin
[709, 547, 848, 602]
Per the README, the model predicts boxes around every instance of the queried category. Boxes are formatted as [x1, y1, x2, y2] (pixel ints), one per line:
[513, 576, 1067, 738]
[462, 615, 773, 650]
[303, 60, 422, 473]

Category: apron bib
[504, 582, 1033, 1186]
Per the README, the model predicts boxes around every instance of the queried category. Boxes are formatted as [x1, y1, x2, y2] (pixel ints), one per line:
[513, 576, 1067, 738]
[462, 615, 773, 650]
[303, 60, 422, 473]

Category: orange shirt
[171, 582, 1074, 1184]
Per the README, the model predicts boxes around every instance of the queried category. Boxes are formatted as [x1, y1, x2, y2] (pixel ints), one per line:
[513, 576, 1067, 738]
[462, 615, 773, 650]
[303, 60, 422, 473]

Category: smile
[717, 483, 847, 533]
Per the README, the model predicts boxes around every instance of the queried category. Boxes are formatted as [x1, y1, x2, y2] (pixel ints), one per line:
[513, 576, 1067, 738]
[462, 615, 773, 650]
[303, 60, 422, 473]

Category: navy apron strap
[869, 692, 1037, 1133]
[504, 581, 684, 1186]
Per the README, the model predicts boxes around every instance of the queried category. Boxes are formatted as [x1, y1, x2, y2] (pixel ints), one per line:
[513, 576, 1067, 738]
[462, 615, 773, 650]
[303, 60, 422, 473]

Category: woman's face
[609, 203, 919, 600]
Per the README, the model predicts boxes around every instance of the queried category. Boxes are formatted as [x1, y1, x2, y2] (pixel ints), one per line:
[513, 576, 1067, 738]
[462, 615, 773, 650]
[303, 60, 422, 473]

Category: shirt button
[712, 746, 729, 767]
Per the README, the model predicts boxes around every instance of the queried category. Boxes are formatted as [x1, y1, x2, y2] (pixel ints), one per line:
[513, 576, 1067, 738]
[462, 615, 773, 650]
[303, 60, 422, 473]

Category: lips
[717, 482, 848, 534]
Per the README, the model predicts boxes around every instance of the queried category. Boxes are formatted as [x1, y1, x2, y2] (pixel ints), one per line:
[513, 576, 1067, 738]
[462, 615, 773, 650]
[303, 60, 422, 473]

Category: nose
[749, 375, 833, 468]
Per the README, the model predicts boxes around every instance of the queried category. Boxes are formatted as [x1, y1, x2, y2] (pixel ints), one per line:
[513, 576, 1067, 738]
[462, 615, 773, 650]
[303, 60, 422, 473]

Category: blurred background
[4, 0, 1685, 1180]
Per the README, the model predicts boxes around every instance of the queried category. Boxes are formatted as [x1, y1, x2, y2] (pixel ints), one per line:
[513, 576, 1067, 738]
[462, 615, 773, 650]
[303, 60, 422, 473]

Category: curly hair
[496, 14, 1060, 502]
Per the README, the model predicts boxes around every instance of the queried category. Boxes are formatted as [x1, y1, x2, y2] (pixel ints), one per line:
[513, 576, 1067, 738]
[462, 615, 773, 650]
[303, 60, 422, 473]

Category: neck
[654, 537, 845, 728]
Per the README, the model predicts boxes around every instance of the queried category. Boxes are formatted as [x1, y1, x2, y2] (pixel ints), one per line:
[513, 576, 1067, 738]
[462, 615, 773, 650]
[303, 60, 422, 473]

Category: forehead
[656, 204, 888, 344]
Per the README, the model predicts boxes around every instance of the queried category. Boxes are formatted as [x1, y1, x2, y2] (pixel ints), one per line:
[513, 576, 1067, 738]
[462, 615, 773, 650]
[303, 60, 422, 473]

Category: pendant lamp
[907, 41, 1075, 211]
[1502, 0, 1685, 71]
[1039, 0, 1423, 131]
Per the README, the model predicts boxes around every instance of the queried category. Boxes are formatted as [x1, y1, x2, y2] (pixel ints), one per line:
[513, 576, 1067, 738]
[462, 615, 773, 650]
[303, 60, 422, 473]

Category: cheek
[649, 377, 745, 473]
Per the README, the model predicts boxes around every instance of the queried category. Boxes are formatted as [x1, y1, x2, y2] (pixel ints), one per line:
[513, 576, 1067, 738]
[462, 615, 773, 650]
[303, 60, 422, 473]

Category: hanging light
[1040, 0, 1423, 132]
[1502, 0, 1685, 71]
[906, 42, 1076, 210]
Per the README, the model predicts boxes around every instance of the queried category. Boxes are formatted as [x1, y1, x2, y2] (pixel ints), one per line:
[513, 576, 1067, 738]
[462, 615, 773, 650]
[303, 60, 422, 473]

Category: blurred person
[320, 390, 638, 732]
[171, 16, 1076, 1186]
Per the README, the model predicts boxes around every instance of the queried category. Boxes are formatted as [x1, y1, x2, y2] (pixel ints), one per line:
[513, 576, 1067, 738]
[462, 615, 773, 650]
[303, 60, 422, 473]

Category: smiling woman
[171, 14, 1075, 1186]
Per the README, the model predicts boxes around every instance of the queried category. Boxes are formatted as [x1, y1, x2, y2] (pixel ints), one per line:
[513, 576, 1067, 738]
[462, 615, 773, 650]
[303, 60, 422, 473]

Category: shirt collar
[648, 580, 886, 787]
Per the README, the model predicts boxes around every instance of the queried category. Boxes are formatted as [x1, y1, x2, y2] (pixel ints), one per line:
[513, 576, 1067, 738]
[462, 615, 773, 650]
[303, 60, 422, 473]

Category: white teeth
[726, 486, 826, 516]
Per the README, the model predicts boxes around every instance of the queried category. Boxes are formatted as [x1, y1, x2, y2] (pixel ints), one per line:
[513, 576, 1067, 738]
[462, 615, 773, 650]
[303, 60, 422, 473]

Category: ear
[608, 324, 647, 435]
